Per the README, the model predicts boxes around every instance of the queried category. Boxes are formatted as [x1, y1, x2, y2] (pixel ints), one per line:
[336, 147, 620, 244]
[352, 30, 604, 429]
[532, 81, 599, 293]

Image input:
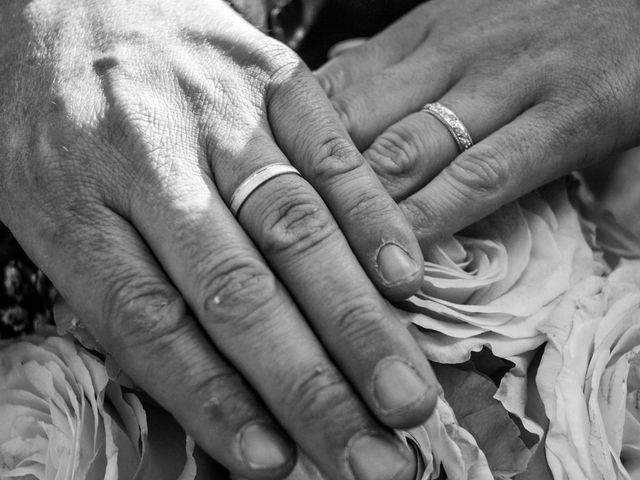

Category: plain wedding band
[229, 163, 302, 216]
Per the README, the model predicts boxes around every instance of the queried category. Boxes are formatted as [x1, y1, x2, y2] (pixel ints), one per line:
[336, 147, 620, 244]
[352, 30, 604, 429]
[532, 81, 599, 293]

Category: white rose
[406, 179, 600, 364]
[0, 334, 196, 480]
[536, 259, 640, 479]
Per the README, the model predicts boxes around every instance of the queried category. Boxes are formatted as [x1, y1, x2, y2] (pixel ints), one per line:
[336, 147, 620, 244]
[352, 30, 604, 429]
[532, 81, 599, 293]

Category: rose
[536, 259, 640, 479]
[404, 395, 493, 480]
[405, 179, 600, 364]
[0, 334, 197, 480]
[397, 178, 604, 478]
[396, 178, 640, 479]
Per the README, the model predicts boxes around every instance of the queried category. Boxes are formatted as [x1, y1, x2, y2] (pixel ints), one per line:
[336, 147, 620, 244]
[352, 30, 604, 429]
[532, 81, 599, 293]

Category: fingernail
[348, 433, 414, 480]
[239, 423, 291, 470]
[377, 244, 419, 286]
[373, 358, 429, 414]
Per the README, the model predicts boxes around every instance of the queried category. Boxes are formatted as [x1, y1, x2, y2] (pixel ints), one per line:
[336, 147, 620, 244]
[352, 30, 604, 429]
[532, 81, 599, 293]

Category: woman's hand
[316, 0, 640, 245]
[0, 1, 437, 479]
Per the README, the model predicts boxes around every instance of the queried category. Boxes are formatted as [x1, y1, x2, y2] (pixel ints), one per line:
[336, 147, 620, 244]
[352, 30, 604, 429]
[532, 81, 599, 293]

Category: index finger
[314, 6, 431, 97]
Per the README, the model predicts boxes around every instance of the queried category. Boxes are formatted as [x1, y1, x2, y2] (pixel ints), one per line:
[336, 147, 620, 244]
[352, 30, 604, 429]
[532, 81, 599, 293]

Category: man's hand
[316, 0, 640, 245]
[0, 1, 437, 478]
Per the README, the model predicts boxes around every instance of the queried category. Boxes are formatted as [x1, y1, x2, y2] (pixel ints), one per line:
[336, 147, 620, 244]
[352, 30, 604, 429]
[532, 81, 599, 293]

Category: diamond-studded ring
[421, 103, 473, 152]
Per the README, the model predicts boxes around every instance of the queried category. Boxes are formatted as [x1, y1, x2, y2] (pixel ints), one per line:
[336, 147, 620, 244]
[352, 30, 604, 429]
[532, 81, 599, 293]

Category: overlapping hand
[317, 0, 640, 246]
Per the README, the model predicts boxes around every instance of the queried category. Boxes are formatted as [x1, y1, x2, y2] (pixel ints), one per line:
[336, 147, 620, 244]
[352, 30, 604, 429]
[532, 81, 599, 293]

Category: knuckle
[21, 110, 107, 215]
[332, 298, 388, 345]
[259, 40, 302, 75]
[308, 134, 364, 182]
[329, 97, 353, 132]
[445, 146, 510, 197]
[102, 278, 189, 352]
[553, 71, 626, 144]
[102, 93, 158, 151]
[340, 187, 395, 227]
[283, 365, 354, 429]
[258, 41, 306, 90]
[366, 127, 421, 178]
[317, 54, 358, 97]
[315, 69, 339, 97]
[200, 256, 277, 324]
[195, 370, 258, 425]
[400, 199, 434, 235]
[260, 185, 336, 257]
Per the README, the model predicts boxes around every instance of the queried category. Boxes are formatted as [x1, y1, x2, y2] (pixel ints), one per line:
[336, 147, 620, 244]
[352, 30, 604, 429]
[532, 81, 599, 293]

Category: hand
[0, 1, 437, 479]
[316, 0, 640, 245]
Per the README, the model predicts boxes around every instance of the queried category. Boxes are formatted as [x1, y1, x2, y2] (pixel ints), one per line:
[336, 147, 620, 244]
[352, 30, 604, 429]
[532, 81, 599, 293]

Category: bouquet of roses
[1, 175, 639, 480]
[400, 178, 640, 480]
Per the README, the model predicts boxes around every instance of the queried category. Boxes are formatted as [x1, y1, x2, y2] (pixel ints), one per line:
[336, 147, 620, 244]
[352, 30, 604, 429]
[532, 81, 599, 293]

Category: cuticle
[344, 429, 387, 480]
[236, 420, 293, 471]
[375, 241, 420, 287]
[370, 356, 430, 416]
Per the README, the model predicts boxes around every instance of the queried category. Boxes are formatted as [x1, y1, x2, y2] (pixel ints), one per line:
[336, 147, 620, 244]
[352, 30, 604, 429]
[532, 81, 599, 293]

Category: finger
[131, 154, 421, 480]
[230, 136, 438, 424]
[271, 60, 426, 300]
[26, 206, 296, 480]
[314, 6, 431, 97]
[329, 49, 458, 150]
[110, 73, 426, 480]
[102, 48, 429, 479]
[327, 38, 368, 60]
[94, 63, 417, 479]
[400, 103, 588, 246]
[233, 451, 328, 480]
[364, 74, 535, 201]
[263, 67, 439, 424]
[207, 119, 438, 424]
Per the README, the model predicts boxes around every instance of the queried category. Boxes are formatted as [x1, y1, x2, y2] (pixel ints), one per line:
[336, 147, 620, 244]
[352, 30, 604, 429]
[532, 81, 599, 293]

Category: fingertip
[233, 422, 298, 480]
[347, 432, 417, 480]
[371, 357, 437, 430]
[375, 242, 424, 301]
[380, 392, 437, 431]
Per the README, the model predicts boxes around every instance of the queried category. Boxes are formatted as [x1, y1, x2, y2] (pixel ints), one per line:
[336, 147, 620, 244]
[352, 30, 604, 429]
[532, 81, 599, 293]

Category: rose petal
[407, 396, 494, 480]
[434, 363, 538, 478]
[408, 178, 600, 362]
[537, 260, 640, 480]
[0, 335, 196, 480]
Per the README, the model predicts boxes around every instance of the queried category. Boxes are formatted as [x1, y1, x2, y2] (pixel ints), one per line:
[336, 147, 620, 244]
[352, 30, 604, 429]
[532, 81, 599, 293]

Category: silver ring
[229, 163, 301, 216]
[421, 102, 473, 152]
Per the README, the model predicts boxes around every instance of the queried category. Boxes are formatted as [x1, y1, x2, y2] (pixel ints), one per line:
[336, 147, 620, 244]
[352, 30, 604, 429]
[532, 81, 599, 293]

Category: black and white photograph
[1, 1, 640, 479]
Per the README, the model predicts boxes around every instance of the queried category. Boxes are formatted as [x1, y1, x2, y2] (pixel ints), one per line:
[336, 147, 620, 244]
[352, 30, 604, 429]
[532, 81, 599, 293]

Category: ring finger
[363, 70, 537, 201]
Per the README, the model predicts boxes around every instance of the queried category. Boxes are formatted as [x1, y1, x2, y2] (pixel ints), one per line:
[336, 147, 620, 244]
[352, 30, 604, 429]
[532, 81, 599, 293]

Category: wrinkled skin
[316, 0, 640, 247]
[0, 1, 439, 479]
